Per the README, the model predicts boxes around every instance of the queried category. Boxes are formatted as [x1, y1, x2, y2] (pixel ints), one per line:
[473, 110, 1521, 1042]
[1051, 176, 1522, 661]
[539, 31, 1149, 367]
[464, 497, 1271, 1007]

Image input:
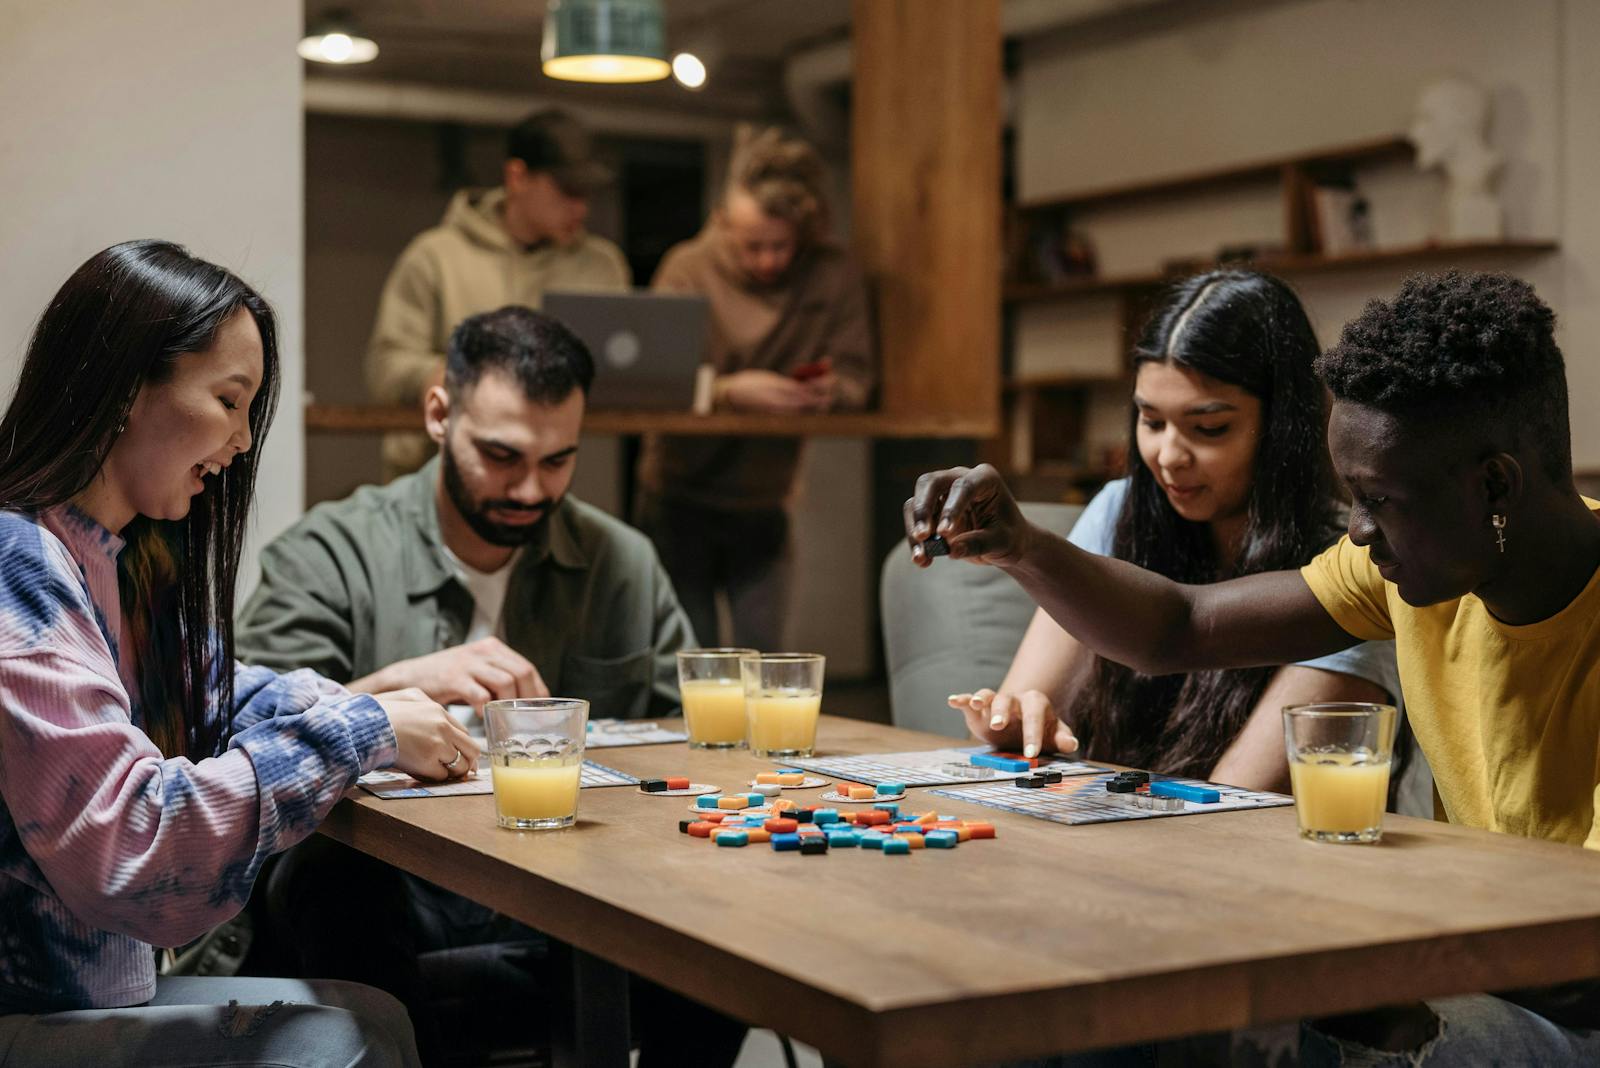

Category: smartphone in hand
[791, 357, 832, 382]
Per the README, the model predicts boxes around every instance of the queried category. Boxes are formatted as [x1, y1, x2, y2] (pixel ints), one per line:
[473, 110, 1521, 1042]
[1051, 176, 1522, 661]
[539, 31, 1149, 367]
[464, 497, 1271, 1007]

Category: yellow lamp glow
[542, 54, 671, 84]
[541, 0, 669, 84]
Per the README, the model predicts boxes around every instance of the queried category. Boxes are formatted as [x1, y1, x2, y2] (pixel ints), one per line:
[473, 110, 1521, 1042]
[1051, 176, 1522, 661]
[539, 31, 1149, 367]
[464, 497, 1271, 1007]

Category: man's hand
[904, 464, 1037, 568]
[351, 637, 549, 712]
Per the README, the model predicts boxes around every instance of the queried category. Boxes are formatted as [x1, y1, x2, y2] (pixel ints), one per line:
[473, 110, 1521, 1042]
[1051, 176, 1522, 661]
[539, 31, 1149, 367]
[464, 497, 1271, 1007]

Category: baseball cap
[506, 110, 614, 194]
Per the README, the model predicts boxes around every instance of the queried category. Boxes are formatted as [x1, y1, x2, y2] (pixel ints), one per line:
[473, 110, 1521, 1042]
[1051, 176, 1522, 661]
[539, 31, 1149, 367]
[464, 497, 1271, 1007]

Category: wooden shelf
[1004, 240, 1560, 305]
[304, 404, 997, 440]
[1015, 135, 1414, 212]
[1000, 132, 1560, 482]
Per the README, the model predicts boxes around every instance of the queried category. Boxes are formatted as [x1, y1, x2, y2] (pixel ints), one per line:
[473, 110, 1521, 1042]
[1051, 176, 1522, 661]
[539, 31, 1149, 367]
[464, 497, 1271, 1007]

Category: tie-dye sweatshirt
[0, 506, 397, 1012]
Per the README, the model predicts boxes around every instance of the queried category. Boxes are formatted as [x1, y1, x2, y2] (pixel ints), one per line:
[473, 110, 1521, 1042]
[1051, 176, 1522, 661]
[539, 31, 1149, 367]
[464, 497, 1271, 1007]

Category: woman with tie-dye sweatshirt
[0, 241, 477, 1066]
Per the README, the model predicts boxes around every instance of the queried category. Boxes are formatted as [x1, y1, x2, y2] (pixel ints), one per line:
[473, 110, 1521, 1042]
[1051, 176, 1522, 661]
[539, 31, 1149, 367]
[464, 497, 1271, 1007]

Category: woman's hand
[948, 688, 1079, 760]
[719, 369, 830, 414]
[904, 464, 1036, 568]
[376, 687, 480, 781]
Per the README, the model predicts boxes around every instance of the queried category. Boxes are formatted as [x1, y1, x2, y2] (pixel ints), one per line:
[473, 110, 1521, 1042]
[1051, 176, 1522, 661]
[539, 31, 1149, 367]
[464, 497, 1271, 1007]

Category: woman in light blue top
[952, 270, 1399, 791]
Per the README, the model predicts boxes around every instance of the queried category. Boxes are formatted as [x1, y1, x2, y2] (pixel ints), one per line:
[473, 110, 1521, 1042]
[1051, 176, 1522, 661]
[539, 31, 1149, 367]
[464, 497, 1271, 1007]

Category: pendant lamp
[542, 0, 671, 84]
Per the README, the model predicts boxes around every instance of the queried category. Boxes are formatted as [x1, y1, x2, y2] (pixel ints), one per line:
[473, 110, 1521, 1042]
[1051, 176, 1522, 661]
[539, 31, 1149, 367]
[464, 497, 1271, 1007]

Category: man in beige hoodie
[367, 109, 630, 477]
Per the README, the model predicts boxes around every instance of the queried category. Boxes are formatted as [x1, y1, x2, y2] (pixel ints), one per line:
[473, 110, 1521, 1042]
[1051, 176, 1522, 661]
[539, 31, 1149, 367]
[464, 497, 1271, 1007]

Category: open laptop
[542, 289, 710, 410]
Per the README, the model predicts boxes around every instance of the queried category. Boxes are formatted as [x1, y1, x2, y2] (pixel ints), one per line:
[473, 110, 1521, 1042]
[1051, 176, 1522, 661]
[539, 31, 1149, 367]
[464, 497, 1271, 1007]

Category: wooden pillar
[852, 0, 1001, 433]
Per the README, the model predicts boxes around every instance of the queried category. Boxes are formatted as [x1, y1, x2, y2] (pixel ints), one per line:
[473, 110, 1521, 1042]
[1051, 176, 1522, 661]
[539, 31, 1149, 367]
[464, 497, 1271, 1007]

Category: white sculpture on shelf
[1409, 77, 1503, 241]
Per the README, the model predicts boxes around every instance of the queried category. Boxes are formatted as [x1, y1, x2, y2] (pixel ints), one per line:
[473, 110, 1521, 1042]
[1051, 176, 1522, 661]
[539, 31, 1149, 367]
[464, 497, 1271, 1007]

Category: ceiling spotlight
[672, 52, 707, 90]
[298, 11, 378, 65]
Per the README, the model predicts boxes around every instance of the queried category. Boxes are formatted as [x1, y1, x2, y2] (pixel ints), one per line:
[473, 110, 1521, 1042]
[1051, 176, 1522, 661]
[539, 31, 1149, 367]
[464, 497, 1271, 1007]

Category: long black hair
[1066, 270, 1341, 778]
[0, 240, 280, 760]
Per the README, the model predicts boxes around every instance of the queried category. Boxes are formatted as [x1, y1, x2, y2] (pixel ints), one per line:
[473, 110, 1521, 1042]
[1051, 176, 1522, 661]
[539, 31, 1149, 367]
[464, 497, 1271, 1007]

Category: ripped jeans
[1301, 994, 1600, 1067]
[0, 976, 419, 1067]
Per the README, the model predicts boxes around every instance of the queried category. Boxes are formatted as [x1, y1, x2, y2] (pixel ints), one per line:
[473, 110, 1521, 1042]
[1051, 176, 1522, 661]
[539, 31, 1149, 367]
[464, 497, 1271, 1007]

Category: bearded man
[241, 304, 693, 718]
[237, 308, 735, 1067]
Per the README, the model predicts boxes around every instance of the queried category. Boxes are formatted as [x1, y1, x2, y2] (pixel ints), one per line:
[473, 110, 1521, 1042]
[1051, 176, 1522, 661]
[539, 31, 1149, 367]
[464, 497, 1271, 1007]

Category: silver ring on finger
[442, 749, 464, 771]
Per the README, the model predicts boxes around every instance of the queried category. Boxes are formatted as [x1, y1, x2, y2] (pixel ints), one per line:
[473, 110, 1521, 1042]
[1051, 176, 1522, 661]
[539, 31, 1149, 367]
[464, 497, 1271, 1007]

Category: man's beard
[441, 441, 556, 548]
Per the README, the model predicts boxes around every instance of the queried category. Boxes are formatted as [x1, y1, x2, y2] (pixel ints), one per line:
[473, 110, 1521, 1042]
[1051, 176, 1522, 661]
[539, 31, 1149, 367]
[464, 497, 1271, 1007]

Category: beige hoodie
[366, 187, 630, 476]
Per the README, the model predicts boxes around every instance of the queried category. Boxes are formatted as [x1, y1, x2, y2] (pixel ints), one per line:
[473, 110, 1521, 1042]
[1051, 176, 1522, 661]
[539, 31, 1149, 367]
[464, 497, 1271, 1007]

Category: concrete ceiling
[304, 0, 853, 116]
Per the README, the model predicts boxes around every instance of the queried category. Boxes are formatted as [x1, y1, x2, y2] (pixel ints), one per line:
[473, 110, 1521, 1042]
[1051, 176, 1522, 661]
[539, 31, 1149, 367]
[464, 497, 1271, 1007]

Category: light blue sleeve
[1065, 478, 1130, 556]
[1293, 639, 1402, 703]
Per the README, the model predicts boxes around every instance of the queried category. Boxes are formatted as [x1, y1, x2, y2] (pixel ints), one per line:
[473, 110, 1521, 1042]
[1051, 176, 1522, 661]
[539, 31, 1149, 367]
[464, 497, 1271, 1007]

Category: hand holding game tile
[903, 463, 1035, 568]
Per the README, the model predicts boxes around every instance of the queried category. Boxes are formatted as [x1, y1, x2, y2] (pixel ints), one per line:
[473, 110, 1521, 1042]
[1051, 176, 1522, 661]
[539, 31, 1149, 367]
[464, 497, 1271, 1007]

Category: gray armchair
[880, 502, 1083, 737]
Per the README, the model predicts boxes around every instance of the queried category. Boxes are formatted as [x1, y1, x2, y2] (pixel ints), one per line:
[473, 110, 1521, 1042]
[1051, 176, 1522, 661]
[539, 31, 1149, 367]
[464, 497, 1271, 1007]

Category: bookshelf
[998, 135, 1560, 494]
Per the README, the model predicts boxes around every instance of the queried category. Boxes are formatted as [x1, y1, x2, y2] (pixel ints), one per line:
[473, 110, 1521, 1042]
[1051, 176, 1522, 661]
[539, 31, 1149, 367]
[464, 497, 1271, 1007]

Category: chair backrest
[880, 502, 1083, 738]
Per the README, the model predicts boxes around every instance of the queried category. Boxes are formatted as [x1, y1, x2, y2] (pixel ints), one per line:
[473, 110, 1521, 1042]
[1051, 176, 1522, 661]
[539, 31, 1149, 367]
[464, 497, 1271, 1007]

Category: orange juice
[680, 678, 748, 747]
[1290, 753, 1390, 842]
[491, 754, 581, 828]
[747, 690, 821, 756]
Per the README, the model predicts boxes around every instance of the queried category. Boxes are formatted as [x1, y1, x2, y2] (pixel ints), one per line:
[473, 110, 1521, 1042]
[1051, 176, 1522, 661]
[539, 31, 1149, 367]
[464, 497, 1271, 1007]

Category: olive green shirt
[236, 458, 695, 718]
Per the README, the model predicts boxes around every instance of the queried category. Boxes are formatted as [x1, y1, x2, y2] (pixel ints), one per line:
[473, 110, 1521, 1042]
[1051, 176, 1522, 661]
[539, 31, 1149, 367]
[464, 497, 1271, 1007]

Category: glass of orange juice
[485, 698, 588, 830]
[741, 653, 825, 759]
[1283, 702, 1397, 844]
[677, 648, 756, 749]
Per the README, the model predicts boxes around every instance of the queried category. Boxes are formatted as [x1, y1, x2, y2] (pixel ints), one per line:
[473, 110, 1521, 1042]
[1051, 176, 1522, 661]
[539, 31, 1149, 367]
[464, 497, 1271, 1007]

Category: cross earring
[1492, 513, 1507, 553]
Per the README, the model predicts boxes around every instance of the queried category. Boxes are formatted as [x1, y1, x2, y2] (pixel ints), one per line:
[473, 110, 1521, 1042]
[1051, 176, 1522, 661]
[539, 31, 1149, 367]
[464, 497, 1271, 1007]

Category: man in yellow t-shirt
[906, 270, 1600, 1062]
[1302, 511, 1600, 848]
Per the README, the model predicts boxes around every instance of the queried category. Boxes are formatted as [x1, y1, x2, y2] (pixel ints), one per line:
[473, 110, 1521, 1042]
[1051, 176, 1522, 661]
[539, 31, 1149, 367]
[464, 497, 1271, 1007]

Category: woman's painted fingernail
[990, 715, 1005, 729]
[1024, 743, 1040, 758]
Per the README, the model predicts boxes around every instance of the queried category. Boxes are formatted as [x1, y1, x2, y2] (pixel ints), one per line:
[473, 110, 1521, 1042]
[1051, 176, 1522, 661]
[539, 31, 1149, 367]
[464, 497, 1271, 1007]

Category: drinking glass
[1283, 702, 1398, 844]
[677, 648, 756, 749]
[741, 653, 825, 759]
[485, 698, 588, 830]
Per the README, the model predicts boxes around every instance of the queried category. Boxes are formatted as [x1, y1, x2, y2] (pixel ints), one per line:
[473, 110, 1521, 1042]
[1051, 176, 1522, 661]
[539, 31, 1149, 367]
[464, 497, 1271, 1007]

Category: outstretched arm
[905, 465, 1360, 676]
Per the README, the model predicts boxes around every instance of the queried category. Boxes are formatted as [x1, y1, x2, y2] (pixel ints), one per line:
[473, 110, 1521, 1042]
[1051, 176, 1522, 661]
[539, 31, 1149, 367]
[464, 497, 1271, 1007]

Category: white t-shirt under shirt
[1069, 478, 1401, 698]
[442, 546, 521, 644]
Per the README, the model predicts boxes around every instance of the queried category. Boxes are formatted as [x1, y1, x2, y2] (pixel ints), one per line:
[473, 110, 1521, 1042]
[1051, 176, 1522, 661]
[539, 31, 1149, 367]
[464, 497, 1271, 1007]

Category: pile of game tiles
[679, 801, 996, 856]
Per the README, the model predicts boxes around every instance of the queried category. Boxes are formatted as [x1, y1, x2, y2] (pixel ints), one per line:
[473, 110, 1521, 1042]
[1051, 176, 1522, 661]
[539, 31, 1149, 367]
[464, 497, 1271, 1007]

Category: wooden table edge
[318, 795, 1600, 1066]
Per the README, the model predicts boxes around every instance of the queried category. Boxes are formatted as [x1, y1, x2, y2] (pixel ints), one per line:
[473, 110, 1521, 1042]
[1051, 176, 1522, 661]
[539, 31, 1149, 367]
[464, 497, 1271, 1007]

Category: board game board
[585, 719, 689, 748]
[358, 758, 637, 800]
[787, 747, 1104, 788]
[931, 771, 1293, 825]
[449, 706, 688, 749]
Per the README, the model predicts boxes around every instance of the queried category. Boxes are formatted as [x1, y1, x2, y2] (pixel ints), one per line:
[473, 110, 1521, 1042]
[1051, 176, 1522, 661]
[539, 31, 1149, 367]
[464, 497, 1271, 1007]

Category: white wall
[0, 0, 303, 590]
[1014, 0, 1596, 465]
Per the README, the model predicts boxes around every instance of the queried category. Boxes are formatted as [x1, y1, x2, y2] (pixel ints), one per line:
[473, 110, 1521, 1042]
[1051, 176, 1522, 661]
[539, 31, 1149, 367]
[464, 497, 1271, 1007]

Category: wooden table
[320, 716, 1600, 1067]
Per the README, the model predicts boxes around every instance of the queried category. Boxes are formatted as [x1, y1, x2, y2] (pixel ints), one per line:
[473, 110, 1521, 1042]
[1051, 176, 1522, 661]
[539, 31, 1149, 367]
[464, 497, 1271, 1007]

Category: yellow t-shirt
[1301, 508, 1600, 850]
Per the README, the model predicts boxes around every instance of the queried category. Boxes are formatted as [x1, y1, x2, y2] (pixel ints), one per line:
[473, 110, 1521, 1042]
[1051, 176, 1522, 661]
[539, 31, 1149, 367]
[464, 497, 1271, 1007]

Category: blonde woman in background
[634, 127, 876, 649]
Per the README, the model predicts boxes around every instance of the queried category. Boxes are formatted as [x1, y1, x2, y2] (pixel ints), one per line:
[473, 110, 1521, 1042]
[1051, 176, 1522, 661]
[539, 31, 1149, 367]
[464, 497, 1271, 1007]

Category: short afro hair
[1316, 271, 1570, 482]
[446, 305, 593, 404]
